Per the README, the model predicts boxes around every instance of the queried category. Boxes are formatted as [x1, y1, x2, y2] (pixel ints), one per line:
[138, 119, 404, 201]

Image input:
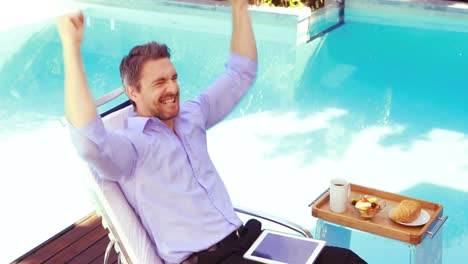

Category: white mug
[329, 178, 350, 213]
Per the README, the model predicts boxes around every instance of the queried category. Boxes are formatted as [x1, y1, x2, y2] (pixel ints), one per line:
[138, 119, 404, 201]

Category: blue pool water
[303, 9, 468, 147]
[1, 1, 467, 263]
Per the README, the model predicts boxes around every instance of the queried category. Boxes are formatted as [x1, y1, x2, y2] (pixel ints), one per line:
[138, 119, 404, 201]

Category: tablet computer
[243, 229, 326, 264]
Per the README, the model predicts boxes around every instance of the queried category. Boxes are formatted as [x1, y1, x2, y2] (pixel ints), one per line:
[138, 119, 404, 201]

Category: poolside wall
[75, 0, 312, 44]
[74, 0, 317, 110]
[346, 0, 468, 32]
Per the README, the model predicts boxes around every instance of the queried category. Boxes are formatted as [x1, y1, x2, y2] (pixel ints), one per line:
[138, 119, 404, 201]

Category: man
[57, 1, 366, 263]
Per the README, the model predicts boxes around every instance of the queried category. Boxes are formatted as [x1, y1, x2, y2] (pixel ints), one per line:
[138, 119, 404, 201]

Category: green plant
[289, 0, 304, 8]
[248, 0, 324, 10]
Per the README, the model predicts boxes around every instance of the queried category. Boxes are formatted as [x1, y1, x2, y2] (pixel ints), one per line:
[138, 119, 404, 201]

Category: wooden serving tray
[311, 183, 444, 244]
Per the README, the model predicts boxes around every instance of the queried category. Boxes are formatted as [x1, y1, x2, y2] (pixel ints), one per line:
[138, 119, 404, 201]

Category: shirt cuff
[227, 52, 258, 76]
[67, 115, 106, 147]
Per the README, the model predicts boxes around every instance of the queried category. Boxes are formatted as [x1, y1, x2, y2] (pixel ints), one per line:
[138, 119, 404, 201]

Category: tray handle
[425, 215, 448, 239]
[308, 188, 330, 207]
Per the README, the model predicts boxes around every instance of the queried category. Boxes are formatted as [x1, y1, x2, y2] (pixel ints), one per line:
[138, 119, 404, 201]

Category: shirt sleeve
[198, 52, 258, 129]
[68, 115, 137, 182]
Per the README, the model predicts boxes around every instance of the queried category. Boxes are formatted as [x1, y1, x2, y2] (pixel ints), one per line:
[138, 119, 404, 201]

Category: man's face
[131, 58, 180, 124]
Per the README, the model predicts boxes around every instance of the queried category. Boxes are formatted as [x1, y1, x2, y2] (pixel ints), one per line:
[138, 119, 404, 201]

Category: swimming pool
[0, 0, 467, 263]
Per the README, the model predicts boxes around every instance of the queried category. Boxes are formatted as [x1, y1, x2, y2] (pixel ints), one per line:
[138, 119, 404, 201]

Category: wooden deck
[12, 212, 119, 264]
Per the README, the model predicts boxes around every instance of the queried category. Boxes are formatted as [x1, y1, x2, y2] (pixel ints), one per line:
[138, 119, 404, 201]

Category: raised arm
[231, 0, 257, 60]
[57, 12, 97, 128]
[194, 0, 258, 129]
[57, 12, 136, 182]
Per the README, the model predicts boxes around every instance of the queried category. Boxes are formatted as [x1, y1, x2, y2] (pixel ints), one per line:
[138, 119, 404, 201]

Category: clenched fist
[56, 12, 85, 49]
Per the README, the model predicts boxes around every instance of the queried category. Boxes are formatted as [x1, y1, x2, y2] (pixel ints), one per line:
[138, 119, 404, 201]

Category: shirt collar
[127, 114, 173, 132]
[127, 116, 151, 132]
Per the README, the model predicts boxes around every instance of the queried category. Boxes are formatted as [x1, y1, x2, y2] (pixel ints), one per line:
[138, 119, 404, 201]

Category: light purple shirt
[70, 53, 257, 263]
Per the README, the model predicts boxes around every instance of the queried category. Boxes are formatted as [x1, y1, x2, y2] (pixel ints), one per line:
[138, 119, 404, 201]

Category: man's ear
[126, 85, 138, 102]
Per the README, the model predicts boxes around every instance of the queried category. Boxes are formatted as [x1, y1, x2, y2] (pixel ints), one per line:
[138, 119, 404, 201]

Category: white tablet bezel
[243, 229, 326, 264]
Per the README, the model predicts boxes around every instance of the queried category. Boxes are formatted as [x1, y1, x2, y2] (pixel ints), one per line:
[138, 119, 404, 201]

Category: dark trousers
[187, 219, 367, 264]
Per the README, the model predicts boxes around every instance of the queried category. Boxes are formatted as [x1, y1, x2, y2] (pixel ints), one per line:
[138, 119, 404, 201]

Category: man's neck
[161, 119, 175, 132]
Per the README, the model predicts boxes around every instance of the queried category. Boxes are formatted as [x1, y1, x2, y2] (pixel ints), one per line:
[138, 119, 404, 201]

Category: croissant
[391, 200, 422, 223]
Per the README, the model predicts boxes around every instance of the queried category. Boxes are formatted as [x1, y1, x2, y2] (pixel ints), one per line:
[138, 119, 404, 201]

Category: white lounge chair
[89, 87, 313, 264]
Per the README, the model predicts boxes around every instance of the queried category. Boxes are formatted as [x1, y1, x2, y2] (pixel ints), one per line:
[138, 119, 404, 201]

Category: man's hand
[56, 12, 85, 49]
[231, 0, 249, 10]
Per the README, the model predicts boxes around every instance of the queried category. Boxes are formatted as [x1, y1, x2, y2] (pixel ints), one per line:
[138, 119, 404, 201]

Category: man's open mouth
[161, 97, 176, 104]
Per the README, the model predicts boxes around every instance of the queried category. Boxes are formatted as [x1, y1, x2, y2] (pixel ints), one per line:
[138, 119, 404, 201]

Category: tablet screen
[244, 230, 326, 264]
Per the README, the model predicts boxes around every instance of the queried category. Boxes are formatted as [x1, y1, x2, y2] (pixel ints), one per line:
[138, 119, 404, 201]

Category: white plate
[388, 209, 430, 226]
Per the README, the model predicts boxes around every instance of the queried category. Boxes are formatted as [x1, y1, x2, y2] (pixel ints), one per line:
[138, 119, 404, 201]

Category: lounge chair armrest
[95, 87, 125, 107]
[234, 205, 313, 238]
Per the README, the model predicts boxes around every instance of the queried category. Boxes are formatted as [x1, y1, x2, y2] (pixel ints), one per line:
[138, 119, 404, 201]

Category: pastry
[391, 200, 422, 223]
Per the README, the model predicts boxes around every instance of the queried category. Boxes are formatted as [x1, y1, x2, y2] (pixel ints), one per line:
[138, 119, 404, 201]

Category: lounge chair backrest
[89, 102, 164, 264]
